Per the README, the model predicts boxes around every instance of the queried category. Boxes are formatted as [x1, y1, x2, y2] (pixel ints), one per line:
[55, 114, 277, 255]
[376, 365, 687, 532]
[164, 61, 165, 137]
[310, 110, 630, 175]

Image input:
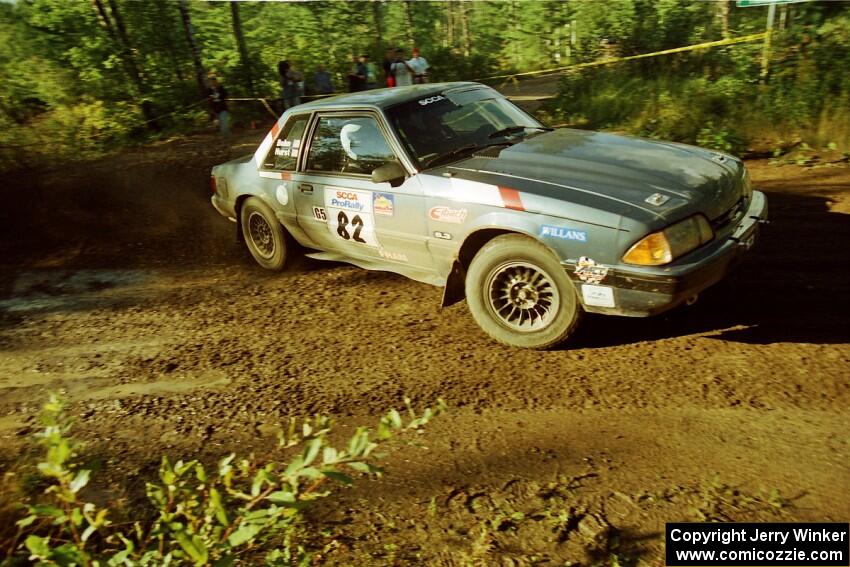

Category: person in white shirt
[390, 48, 414, 87]
[408, 47, 429, 84]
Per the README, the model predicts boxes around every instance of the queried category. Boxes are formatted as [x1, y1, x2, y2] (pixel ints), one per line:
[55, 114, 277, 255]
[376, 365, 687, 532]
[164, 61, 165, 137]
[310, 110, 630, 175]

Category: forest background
[1, 0, 848, 171]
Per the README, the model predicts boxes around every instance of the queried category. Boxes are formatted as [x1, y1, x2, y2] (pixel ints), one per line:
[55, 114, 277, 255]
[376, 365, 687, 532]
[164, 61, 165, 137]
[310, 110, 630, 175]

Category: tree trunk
[177, 0, 208, 101]
[403, 0, 416, 49]
[446, 1, 454, 50]
[230, 2, 254, 95]
[154, 0, 186, 85]
[510, 0, 519, 68]
[92, 0, 157, 126]
[460, 1, 471, 57]
[371, 1, 383, 54]
[718, 0, 731, 40]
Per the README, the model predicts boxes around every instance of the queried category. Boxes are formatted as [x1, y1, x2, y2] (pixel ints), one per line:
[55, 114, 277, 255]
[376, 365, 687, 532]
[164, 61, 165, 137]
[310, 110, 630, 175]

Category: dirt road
[1, 127, 848, 564]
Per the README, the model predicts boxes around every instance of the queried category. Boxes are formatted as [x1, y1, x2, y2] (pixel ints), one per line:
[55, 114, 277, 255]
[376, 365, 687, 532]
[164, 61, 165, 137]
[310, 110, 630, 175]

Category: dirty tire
[466, 234, 582, 349]
[240, 197, 287, 271]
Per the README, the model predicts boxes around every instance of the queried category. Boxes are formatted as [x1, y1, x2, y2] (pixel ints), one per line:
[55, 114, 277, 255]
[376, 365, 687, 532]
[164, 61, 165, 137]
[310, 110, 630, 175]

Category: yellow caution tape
[478, 32, 769, 83]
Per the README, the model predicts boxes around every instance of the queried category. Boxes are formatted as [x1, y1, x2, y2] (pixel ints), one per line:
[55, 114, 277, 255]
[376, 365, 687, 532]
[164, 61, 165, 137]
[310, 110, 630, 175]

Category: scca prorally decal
[575, 256, 609, 284]
[325, 188, 372, 213]
[433, 231, 452, 240]
[373, 192, 395, 216]
[540, 225, 587, 242]
[418, 95, 445, 106]
[324, 187, 378, 247]
[429, 206, 468, 223]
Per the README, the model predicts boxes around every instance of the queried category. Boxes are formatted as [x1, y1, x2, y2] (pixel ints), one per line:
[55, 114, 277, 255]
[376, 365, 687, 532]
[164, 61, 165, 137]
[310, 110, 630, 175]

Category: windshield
[386, 89, 545, 169]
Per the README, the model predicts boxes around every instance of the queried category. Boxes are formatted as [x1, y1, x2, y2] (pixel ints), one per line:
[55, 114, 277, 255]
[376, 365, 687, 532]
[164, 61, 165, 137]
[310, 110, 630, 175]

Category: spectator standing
[363, 55, 378, 89]
[207, 75, 230, 137]
[279, 60, 303, 109]
[313, 64, 334, 94]
[348, 55, 367, 92]
[278, 60, 295, 110]
[288, 63, 304, 108]
[383, 48, 396, 87]
[409, 47, 429, 84]
[390, 48, 414, 87]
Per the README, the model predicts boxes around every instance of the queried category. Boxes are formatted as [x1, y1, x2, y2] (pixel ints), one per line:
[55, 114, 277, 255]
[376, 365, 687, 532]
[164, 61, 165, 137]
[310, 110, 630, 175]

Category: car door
[255, 113, 314, 246]
[295, 112, 433, 270]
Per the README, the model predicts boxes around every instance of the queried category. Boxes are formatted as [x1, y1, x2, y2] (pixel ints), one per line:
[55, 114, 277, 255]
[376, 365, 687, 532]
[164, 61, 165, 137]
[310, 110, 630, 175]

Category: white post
[760, 3, 776, 81]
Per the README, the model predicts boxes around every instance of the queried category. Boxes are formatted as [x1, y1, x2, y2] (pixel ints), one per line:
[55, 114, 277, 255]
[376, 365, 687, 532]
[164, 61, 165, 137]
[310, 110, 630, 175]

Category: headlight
[622, 215, 714, 266]
[741, 168, 753, 201]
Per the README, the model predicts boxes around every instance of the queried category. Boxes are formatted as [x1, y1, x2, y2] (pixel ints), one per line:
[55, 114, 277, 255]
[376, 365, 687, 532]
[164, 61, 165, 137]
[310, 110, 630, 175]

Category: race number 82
[336, 211, 366, 243]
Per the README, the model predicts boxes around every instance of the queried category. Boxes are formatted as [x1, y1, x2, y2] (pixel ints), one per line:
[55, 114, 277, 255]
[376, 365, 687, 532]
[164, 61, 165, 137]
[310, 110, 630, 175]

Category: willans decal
[540, 225, 587, 241]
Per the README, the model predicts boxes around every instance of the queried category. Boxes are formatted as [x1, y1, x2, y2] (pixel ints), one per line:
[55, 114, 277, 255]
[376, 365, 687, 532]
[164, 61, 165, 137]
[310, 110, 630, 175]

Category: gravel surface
[1, 129, 848, 564]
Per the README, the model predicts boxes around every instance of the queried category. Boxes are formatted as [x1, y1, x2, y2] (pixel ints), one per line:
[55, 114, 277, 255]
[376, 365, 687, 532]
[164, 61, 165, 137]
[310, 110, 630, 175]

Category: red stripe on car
[280, 171, 291, 180]
[270, 122, 280, 138]
[498, 186, 525, 211]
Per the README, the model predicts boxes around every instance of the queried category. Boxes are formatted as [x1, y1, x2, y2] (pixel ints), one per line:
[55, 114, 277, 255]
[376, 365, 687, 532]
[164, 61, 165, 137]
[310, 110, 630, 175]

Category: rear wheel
[465, 234, 581, 349]
[240, 197, 287, 270]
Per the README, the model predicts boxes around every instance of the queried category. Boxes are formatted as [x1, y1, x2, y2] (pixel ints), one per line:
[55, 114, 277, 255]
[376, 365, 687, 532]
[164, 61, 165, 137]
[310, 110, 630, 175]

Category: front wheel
[465, 234, 582, 349]
[240, 197, 287, 270]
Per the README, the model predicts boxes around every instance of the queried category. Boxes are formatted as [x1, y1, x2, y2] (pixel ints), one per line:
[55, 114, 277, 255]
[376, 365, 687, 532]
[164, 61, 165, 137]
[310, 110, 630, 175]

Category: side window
[306, 116, 397, 175]
[263, 116, 308, 170]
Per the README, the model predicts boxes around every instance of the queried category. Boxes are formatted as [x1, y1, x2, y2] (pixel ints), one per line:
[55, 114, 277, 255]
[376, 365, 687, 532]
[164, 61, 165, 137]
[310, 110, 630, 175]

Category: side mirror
[371, 162, 407, 188]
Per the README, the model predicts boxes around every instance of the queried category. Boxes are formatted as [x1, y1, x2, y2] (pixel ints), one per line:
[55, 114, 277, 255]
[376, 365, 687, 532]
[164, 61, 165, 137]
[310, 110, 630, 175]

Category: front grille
[712, 197, 746, 231]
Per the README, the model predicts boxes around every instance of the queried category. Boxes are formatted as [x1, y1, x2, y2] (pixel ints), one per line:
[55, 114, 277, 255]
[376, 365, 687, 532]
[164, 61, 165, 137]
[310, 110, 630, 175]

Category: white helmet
[340, 123, 362, 159]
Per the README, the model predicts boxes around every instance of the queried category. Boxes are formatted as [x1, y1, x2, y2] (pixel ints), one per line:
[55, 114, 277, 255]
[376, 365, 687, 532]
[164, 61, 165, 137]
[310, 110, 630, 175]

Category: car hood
[447, 128, 743, 223]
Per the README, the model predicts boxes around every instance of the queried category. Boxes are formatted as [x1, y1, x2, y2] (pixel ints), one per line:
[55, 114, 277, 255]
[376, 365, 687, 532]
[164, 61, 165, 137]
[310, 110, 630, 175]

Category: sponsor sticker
[418, 95, 445, 106]
[324, 187, 372, 213]
[378, 248, 408, 262]
[312, 206, 327, 222]
[581, 284, 615, 308]
[575, 256, 609, 284]
[540, 225, 587, 242]
[433, 231, 452, 240]
[373, 192, 395, 216]
[429, 206, 468, 224]
[325, 187, 378, 247]
[275, 184, 289, 206]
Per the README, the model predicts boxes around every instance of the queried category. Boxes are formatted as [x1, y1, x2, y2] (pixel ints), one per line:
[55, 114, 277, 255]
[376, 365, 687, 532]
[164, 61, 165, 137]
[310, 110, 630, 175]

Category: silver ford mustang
[210, 82, 767, 349]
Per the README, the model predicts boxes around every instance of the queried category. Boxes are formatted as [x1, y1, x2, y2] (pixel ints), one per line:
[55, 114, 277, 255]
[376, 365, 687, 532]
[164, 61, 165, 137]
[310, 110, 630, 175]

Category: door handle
[298, 183, 313, 194]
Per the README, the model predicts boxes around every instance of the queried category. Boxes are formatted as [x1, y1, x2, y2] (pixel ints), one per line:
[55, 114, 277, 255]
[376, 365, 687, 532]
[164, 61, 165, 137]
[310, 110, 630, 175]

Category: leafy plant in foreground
[10, 394, 445, 566]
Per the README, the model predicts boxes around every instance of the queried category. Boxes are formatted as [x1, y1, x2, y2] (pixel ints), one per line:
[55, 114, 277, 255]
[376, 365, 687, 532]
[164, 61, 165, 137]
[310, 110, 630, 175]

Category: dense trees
[0, 0, 847, 169]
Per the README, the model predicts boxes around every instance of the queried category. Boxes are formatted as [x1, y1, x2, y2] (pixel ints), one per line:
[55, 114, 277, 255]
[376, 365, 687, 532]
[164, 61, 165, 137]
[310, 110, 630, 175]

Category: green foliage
[1, 0, 848, 169]
[548, 7, 850, 154]
[9, 394, 445, 566]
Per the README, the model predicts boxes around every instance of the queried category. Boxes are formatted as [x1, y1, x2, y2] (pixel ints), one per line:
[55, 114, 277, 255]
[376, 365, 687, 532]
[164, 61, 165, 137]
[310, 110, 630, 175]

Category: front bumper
[566, 190, 768, 317]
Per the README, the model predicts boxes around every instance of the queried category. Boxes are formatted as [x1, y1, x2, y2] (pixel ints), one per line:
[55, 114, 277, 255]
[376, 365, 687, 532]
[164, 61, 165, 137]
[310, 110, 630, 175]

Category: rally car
[210, 82, 767, 349]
